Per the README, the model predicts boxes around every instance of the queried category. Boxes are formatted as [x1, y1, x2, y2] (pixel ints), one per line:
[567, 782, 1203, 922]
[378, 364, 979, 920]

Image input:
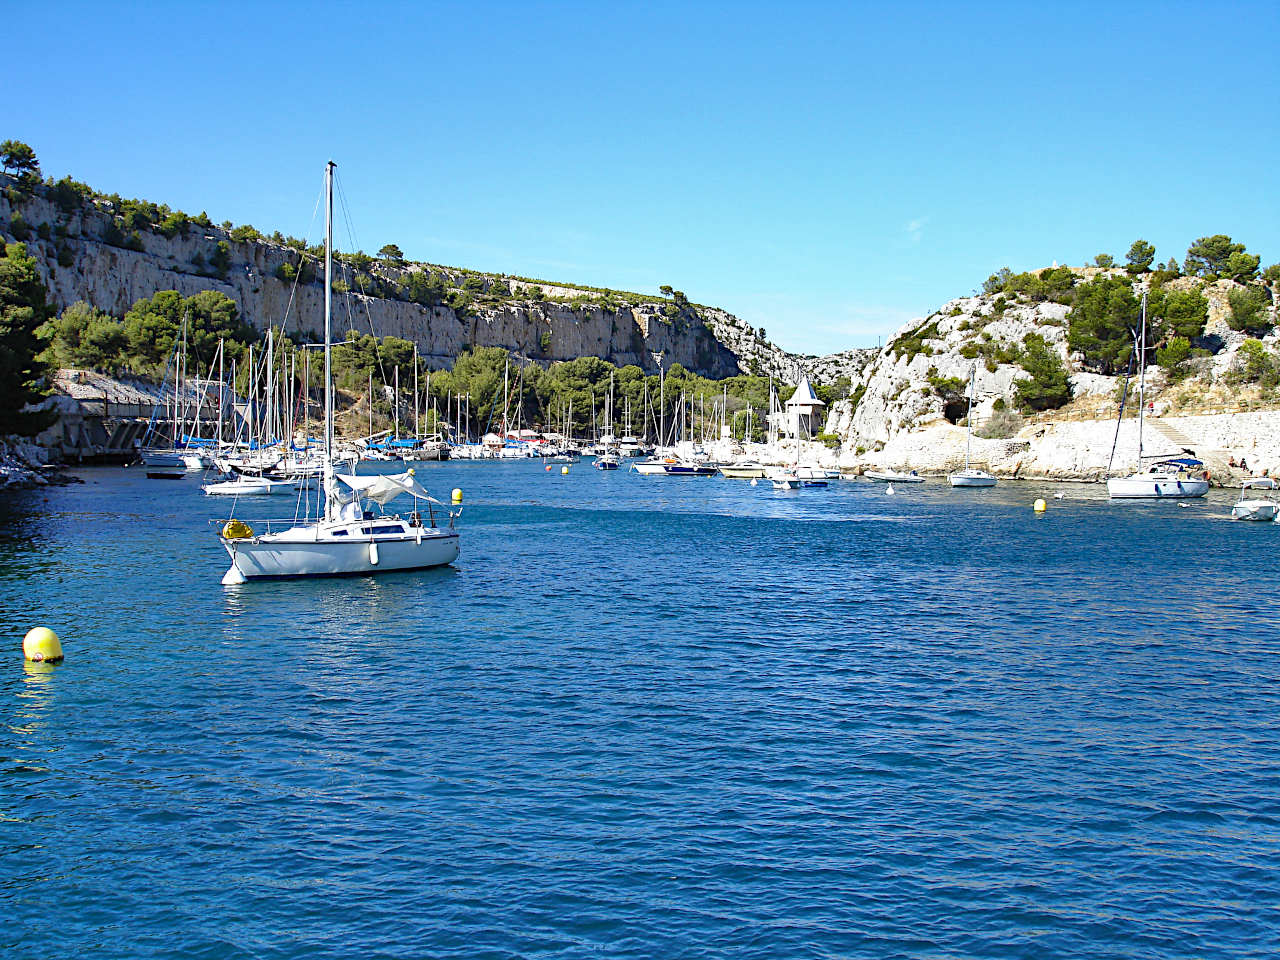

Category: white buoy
[1054, 492, 1065, 499]
[749, 478, 758, 486]
[885, 484, 895, 495]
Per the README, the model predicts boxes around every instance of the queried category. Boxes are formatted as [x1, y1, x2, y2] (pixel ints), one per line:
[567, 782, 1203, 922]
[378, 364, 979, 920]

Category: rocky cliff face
[0, 182, 800, 380]
[823, 270, 1279, 477]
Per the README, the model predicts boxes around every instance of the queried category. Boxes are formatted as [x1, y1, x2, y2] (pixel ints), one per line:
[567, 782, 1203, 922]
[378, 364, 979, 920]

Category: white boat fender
[369, 541, 380, 565]
[750, 479, 758, 486]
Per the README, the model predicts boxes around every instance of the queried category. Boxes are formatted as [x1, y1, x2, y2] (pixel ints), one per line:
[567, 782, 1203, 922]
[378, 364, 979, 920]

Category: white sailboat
[948, 362, 997, 488]
[217, 162, 459, 584]
[1107, 292, 1209, 499]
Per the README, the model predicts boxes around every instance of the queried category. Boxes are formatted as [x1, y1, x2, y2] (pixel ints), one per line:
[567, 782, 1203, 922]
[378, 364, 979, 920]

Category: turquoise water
[3, 464, 1279, 958]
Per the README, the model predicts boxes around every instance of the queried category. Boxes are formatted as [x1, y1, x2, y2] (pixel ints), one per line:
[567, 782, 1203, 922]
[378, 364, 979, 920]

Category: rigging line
[334, 173, 393, 399]
[1106, 343, 1137, 478]
[275, 178, 326, 343]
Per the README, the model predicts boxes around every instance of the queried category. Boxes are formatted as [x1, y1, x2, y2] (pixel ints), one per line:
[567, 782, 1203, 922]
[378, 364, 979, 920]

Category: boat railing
[210, 503, 456, 537]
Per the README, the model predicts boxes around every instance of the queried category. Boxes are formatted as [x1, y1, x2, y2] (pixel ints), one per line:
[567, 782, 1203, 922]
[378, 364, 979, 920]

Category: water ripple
[1, 465, 1279, 958]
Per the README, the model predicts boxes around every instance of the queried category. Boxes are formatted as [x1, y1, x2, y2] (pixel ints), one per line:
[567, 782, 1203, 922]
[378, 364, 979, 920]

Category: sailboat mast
[216, 338, 224, 443]
[659, 362, 665, 446]
[303, 348, 310, 445]
[323, 160, 334, 471]
[964, 362, 976, 470]
[1137, 291, 1147, 469]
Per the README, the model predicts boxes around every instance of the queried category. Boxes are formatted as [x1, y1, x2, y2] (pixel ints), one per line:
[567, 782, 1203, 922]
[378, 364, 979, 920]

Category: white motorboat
[1231, 478, 1279, 521]
[632, 457, 718, 476]
[594, 453, 620, 470]
[719, 462, 767, 479]
[864, 469, 925, 483]
[948, 363, 998, 489]
[217, 161, 459, 585]
[767, 468, 828, 490]
[203, 476, 297, 497]
[1232, 498, 1279, 521]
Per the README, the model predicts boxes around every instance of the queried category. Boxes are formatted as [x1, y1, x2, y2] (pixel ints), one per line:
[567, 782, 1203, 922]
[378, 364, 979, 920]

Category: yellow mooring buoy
[23, 627, 63, 664]
[561, 466, 569, 475]
[451, 488, 463, 504]
[1033, 498, 1047, 513]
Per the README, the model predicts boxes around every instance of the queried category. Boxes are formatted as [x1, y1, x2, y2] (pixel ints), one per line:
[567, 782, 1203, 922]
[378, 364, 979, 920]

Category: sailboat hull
[1106, 476, 1209, 498]
[222, 529, 459, 581]
[948, 471, 997, 487]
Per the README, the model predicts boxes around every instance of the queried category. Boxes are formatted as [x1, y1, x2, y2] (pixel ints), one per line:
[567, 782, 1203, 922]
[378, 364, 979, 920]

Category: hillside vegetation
[0, 140, 794, 386]
[827, 241, 1278, 453]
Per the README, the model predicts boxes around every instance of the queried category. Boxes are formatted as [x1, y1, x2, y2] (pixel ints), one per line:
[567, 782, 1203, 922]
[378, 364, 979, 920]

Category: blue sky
[10, 1, 1279, 355]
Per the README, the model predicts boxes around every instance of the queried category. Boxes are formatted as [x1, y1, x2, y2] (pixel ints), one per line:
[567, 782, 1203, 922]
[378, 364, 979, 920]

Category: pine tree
[0, 242, 54, 435]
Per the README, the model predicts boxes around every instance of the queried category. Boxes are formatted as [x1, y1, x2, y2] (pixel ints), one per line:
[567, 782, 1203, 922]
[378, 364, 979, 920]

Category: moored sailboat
[1106, 292, 1208, 499]
[217, 162, 459, 584]
[948, 362, 997, 488]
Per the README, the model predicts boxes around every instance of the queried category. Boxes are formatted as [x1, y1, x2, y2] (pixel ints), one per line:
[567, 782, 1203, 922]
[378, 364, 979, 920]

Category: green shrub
[1155, 336, 1192, 381]
[8, 212, 30, 241]
[817, 432, 842, 449]
[1236, 339, 1273, 383]
[847, 382, 867, 413]
[889, 319, 940, 362]
[1148, 287, 1208, 341]
[157, 211, 189, 238]
[1013, 333, 1072, 411]
[209, 241, 231, 278]
[1067, 275, 1140, 374]
[976, 406, 1024, 439]
[1228, 286, 1272, 336]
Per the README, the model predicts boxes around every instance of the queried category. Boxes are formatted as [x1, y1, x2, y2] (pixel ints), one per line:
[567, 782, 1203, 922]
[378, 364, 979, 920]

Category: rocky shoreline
[832, 409, 1280, 486]
[0, 440, 81, 490]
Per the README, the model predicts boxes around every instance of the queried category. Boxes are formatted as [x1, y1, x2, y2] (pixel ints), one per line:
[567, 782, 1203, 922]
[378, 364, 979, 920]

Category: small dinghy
[203, 477, 297, 497]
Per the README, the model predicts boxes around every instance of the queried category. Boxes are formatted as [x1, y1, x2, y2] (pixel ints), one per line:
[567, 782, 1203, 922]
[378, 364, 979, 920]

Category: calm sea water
[3, 463, 1279, 959]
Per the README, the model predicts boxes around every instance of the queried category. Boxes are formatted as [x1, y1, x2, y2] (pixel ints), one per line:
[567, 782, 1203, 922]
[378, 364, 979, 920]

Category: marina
[3, 1, 1278, 955]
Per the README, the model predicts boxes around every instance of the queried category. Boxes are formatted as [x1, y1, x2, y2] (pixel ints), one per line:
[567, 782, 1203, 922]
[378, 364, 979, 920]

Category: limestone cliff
[0, 179, 798, 380]
[824, 269, 1280, 479]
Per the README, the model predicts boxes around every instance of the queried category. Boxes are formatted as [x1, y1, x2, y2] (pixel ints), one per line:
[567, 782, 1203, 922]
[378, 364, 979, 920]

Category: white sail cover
[335, 470, 441, 505]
